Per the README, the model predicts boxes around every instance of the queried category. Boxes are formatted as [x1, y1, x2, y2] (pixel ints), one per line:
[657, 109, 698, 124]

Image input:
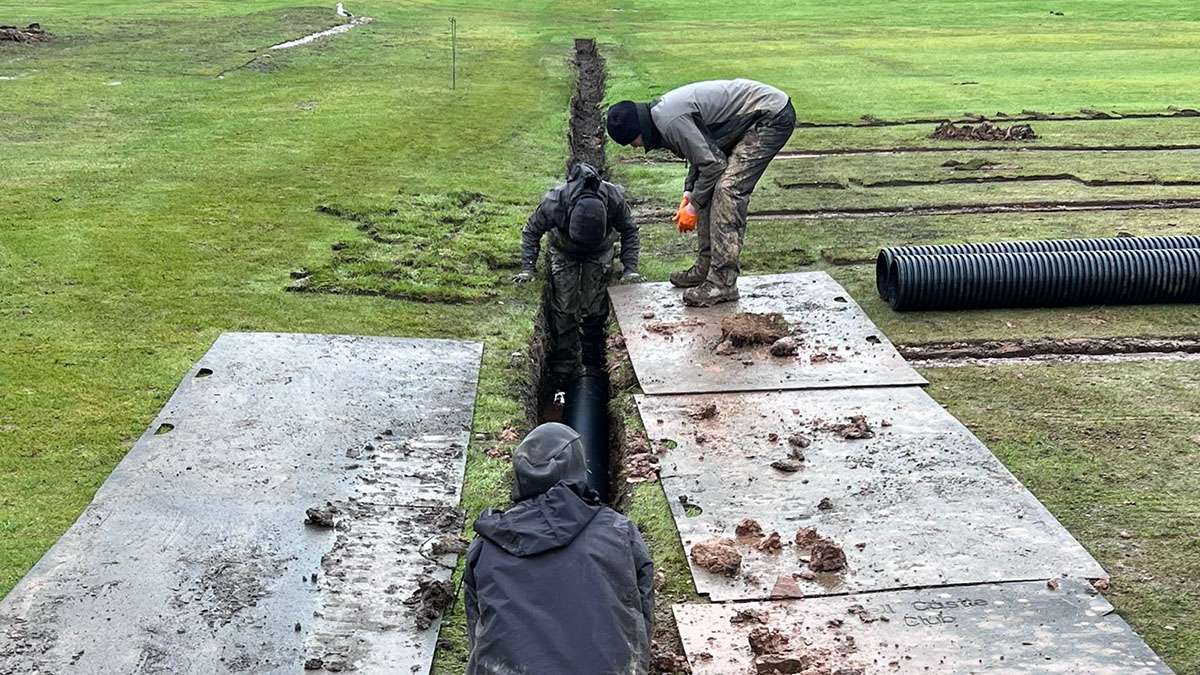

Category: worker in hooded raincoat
[464, 422, 655, 675]
[514, 163, 642, 382]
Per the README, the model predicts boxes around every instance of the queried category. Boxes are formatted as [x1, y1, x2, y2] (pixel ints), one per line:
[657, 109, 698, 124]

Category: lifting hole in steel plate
[195, 368, 214, 378]
[866, 335, 881, 344]
[154, 423, 175, 435]
[834, 296, 848, 303]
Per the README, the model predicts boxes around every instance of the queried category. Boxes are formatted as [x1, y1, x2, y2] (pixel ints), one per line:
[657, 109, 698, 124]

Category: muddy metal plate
[635, 386, 1104, 602]
[0, 332, 482, 675]
[608, 272, 926, 395]
[674, 579, 1172, 674]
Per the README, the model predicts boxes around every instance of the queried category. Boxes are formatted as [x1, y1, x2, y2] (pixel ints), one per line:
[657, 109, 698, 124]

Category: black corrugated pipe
[563, 372, 610, 502]
[888, 247, 1200, 311]
[876, 235, 1200, 302]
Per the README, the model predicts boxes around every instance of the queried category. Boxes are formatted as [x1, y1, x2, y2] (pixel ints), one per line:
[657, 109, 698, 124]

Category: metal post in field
[449, 17, 457, 90]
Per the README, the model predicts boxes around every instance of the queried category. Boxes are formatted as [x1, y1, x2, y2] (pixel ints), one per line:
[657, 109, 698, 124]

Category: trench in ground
[516, 38, 694, 673]
[525, 36, 643, 510]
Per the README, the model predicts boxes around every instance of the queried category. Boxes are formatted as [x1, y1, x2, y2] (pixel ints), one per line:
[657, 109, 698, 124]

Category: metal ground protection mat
[0, 332, 483, 674]
[608, 272, 926, 395]
[635, 386, 1104, 602]
[674, 579, 1172, 674]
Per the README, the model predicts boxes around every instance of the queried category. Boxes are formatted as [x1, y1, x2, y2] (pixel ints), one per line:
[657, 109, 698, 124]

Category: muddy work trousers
[695, 101, 797, 288]
[547, 244, 614, 378]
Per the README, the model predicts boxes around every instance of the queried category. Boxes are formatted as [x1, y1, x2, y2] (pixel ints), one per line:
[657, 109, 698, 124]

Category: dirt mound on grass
[930, 121, 1037, 141]
[0, 23, 47, 42]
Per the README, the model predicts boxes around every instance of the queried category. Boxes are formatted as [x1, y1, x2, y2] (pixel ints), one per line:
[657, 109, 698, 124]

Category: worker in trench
[513, 161, 642, 385]
[464, 422, 655, 674]
[605, 79, 796, 306]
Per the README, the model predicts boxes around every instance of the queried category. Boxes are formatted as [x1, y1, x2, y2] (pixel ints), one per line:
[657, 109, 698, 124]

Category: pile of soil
[688, 402, 718, 420]
[827, 415, 874, 440]
[0, 23, 46, 42]
[719, 313, 791, 348]
[809, 540, 847, 572]
[731, 608, 770, 625]
[404, 578, 455, 630]
[930, 121, 1037, 141]
[756, 532, 783, 553]
[794, 527, 848, 573]
[794, 527, 820, 549]
[736, 518, 764, 538]
[771, 457, 803, 472]
[770, 336, 799, 357]
[690, 538, 742, 576]
[747, 628, 790, 656]
[430, 535, 469, 556]
[650, 644, 691, 674]
[305, 503, 339, 528]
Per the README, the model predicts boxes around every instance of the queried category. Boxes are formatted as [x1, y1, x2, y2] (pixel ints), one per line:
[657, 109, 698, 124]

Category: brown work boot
[669, 265, 709, 288]
[682, 281, 739, 307]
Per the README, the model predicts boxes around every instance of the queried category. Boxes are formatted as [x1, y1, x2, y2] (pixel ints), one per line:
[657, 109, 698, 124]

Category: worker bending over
[464, 422, 655, 675]
[514, 162, 642, 382]
[606, 79, 796, 306]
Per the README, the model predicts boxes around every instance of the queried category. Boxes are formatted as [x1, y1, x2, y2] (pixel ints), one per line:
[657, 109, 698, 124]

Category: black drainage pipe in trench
[563, 372, 611, 503]
[876, 234, 1200, 302]
[888, 247, 1200, 311]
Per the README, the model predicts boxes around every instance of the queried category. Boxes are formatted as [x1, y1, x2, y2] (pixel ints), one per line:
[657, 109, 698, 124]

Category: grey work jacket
[648, 79, 789, 208]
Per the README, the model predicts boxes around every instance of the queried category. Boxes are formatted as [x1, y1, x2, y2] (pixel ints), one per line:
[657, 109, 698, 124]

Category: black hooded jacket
[464, 483, 654, 675]
[519, 163, 641, 273]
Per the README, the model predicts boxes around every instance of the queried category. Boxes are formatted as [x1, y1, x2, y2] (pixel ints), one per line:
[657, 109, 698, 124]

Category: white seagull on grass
[335, 3, 353, 17]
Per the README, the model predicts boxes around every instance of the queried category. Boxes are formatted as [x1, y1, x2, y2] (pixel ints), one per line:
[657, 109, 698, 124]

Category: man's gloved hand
[621, 270, 646, 284]
[671, 192, 698, 233]
[511, 270, 535, 283]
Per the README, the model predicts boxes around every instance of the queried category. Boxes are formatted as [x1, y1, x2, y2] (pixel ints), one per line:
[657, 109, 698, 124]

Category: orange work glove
[671, 194, 698, 233]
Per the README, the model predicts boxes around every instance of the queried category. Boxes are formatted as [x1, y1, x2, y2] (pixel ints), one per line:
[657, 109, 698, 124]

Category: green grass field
[3, 0, 1200, 672]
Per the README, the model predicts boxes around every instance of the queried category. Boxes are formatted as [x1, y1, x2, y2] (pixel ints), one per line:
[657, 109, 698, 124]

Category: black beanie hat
[568, 194, 607, 248]
[606, 100, 641, 145]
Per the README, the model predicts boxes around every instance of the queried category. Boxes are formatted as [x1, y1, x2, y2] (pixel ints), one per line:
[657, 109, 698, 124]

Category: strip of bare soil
[621, 145, 1200, 164]
[748, 198, 1200, 220]
[793, 107, 1200, 129]
[777, 174, 1200, 190]
[900, 336, 1200, 361]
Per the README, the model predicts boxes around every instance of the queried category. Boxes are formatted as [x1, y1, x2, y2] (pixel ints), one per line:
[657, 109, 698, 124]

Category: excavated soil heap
[930, 121, 1037, 141]
[0, 23, 47, 42]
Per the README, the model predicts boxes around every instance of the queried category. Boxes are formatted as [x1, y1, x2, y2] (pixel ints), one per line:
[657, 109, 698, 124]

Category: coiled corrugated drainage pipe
[876, 235, 1200, 303]
[887, 248, 1200, 311]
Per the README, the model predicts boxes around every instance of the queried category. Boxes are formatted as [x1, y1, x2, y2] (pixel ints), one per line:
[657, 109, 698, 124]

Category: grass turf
[3, 0, 1200, 672]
